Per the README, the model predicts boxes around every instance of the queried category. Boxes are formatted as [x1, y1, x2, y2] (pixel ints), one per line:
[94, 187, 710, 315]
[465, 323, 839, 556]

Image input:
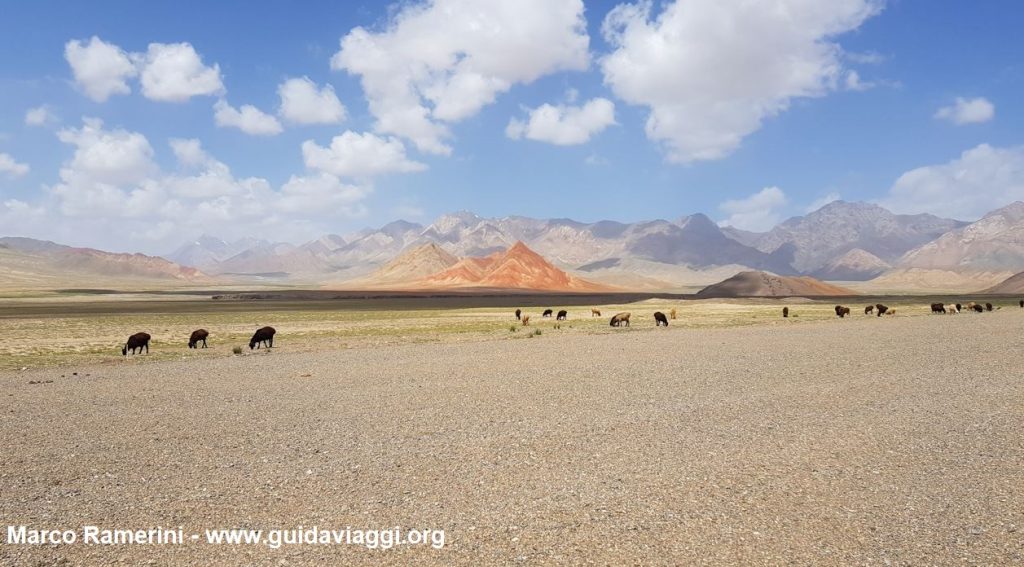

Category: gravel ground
[1, 311, 1022, 565]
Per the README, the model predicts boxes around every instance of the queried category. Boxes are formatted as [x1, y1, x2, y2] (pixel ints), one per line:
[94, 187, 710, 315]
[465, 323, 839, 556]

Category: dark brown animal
[122, 332, 151, 356]
[654, 311, 668, 326]
[864, 305, 874, 315]
[188, 329, 209, 349]
[556, 310, 567, 320]
[930, 303, 945, 314]
[875, 304, 888, 317]
[782, 306, 789, 318]
[515, 308, 521, 320]
[542, 309, 553, 317]
[609, 312, 631, 327]
[249, 326, 276, 350]
[1019, 300, 1023, 308]
[956, 303, 962, 312]
[985, 302, 993, 312]
[835, 305, 850, 318]
[972, 304, 984, 313]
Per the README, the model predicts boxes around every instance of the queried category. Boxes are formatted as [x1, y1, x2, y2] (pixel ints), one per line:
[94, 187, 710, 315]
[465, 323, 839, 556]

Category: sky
[1, 0, 1023, 254]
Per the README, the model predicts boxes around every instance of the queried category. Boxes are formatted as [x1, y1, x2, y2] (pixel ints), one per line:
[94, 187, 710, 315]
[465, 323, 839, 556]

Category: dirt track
[2, 312, 1022, 565]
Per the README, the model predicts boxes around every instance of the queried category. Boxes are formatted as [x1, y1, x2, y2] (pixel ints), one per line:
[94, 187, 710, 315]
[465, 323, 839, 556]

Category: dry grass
[0, 294, 1011, 371]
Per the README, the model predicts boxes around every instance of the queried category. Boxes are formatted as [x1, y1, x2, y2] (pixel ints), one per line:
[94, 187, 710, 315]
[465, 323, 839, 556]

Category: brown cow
[609, 312, 631, 327]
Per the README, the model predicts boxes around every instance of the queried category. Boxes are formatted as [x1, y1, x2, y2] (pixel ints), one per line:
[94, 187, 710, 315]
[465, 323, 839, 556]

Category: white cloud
[718, 186, 788, 232]
[600, 0, 882, 163]
[331, 0, 590, 155]
[138, 42, 224, 102]
[213, 100, 283, 136]
[0, 153, 30, 178]
[878, 144, 1024, 219]
[278, 77, 347, 125]
[506, 98, 616, 145]
[302, 131, 427, 178]
[64, 36, 138, 102]
[40, 120, 374, 250]
[25, 105, 58, 127]
[934, 97, 994, 125]
[805, 191, 842, 213]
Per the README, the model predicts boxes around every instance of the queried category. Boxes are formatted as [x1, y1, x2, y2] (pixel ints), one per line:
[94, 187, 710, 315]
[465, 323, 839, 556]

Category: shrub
[232, 346, 243, 355]
[509, 325, 518, 332]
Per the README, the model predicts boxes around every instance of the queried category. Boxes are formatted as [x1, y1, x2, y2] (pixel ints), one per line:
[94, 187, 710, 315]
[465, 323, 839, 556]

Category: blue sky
[0, 0, 1022, 253]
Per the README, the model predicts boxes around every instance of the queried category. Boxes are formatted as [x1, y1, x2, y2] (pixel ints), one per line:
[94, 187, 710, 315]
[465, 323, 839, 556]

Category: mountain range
[8, 200, 1024, 293]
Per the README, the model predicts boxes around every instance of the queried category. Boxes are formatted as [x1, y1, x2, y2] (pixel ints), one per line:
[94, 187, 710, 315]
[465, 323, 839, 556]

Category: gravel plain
[2, 311, 1023, 565]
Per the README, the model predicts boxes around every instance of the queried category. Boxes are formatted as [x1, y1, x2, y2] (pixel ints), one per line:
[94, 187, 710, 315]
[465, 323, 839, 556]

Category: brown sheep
[864, 305, 874, 315]
[782, 306, 789, 318]
[985, 302, 993, 312]
[591, 308, 601, 317]
[669, 308, 677, 320]
[972, 304, 984, 313]
[930, 303, 945, 314]
[835, 305, 850, 318]
[609, 312, 631, 327]
[521, 314, 530, 326]
[654, 311, 668, 326]
[122, 332, 151, 356]
[515, 308, 521, 321]
[188, 329, 209, 349]
[249, 326, 276, 350]
[875, 304, 888, 317]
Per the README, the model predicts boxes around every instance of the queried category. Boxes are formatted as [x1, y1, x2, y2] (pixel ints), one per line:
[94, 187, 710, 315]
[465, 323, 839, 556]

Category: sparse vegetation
[232, 346, 243, 355]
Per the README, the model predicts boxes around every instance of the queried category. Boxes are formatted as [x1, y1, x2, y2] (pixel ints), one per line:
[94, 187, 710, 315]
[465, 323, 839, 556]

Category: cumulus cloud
[64, 36, 138, 102]
[934, 97, 994, 125]
[138, 42, 224, 102]
[600, 0, 882, 163]
[213, 100, 283, 136]
[718, 186, 788, 232]
[331, 0, 590, 155]
[39, 120, 374, 250]
[302, 131, 427, 178]
[506, 97, 616, 145]
[278, 77, 347, 125]
[0, 153, 30, 178]
[878, 144, 1024, 219]
[25, 105, 58, 127]
[64, 37, 224, 104]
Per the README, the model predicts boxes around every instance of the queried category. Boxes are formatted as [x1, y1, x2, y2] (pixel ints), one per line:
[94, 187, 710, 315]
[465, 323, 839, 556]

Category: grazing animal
[835, 305, 850, 318]
[945, 304, 958, 314]
[886, 308, 897, 316]
[609, 312, 631, 327]
[188, 329, 209, 349]
[669, 308, 677, 320]
[1019, 300, 1023, 308]
[556, 310, 567, 321]
[515, 309, 521, 321]
[654, 311, 669, 326]
[249, 326, 276, 350]
[875, 304, 888, 317]
[956, 303, 962, 312]
[521, 314, 530, 326]
[971, 304, 984, 313]
[966, 302, 978, 311]
[591, 308, 601, 317]
[985, 302, 993, 312]
[931, 303, 946, 314]
[782, 307, 789, 318]
[542, 309, 553, 318]
[865, 305, 874, 315]
[122, 332, 151, 356]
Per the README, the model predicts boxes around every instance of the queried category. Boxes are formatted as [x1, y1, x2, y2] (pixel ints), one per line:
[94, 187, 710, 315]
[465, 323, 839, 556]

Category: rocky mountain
[695, 271, 857, 298]
[343, 242, 460, 288]
[983, 270, 1024, 294]
[0, 237, 208, 287]
[897, 202, 1024, 271]
[168, 234, 271, 270]
[811, 248, 891, 281]
[419, 242, 610, 291]
[747, 201, 965, 273]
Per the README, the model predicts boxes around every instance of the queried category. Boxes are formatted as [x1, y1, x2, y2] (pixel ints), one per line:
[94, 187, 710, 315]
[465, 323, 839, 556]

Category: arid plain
[2, 294, 1022, 565]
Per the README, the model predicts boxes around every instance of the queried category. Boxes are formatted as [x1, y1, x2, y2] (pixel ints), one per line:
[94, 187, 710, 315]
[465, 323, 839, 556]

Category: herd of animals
[120, 300, 1024, 356]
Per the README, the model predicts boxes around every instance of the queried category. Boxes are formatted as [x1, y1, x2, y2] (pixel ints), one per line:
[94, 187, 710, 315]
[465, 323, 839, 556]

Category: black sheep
[556, 310, 567, 320]
[515, 309, 521, 321]
[654, 311, 668, 326]
[542, 309, 553, 317]
[249, 326, 276, 350]
[188, 329, 209, 349]
[122, 332, 151, 356]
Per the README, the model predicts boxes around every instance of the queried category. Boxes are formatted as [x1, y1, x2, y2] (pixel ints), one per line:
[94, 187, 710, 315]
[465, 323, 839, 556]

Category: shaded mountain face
[751, 201, 965, 273]
[354, 242, 460, 286]
[0, 237, 207, 284]
[898, 202, 1024, 271]
[983, 269, 1024, 294]
[695, 270, 857, 298]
